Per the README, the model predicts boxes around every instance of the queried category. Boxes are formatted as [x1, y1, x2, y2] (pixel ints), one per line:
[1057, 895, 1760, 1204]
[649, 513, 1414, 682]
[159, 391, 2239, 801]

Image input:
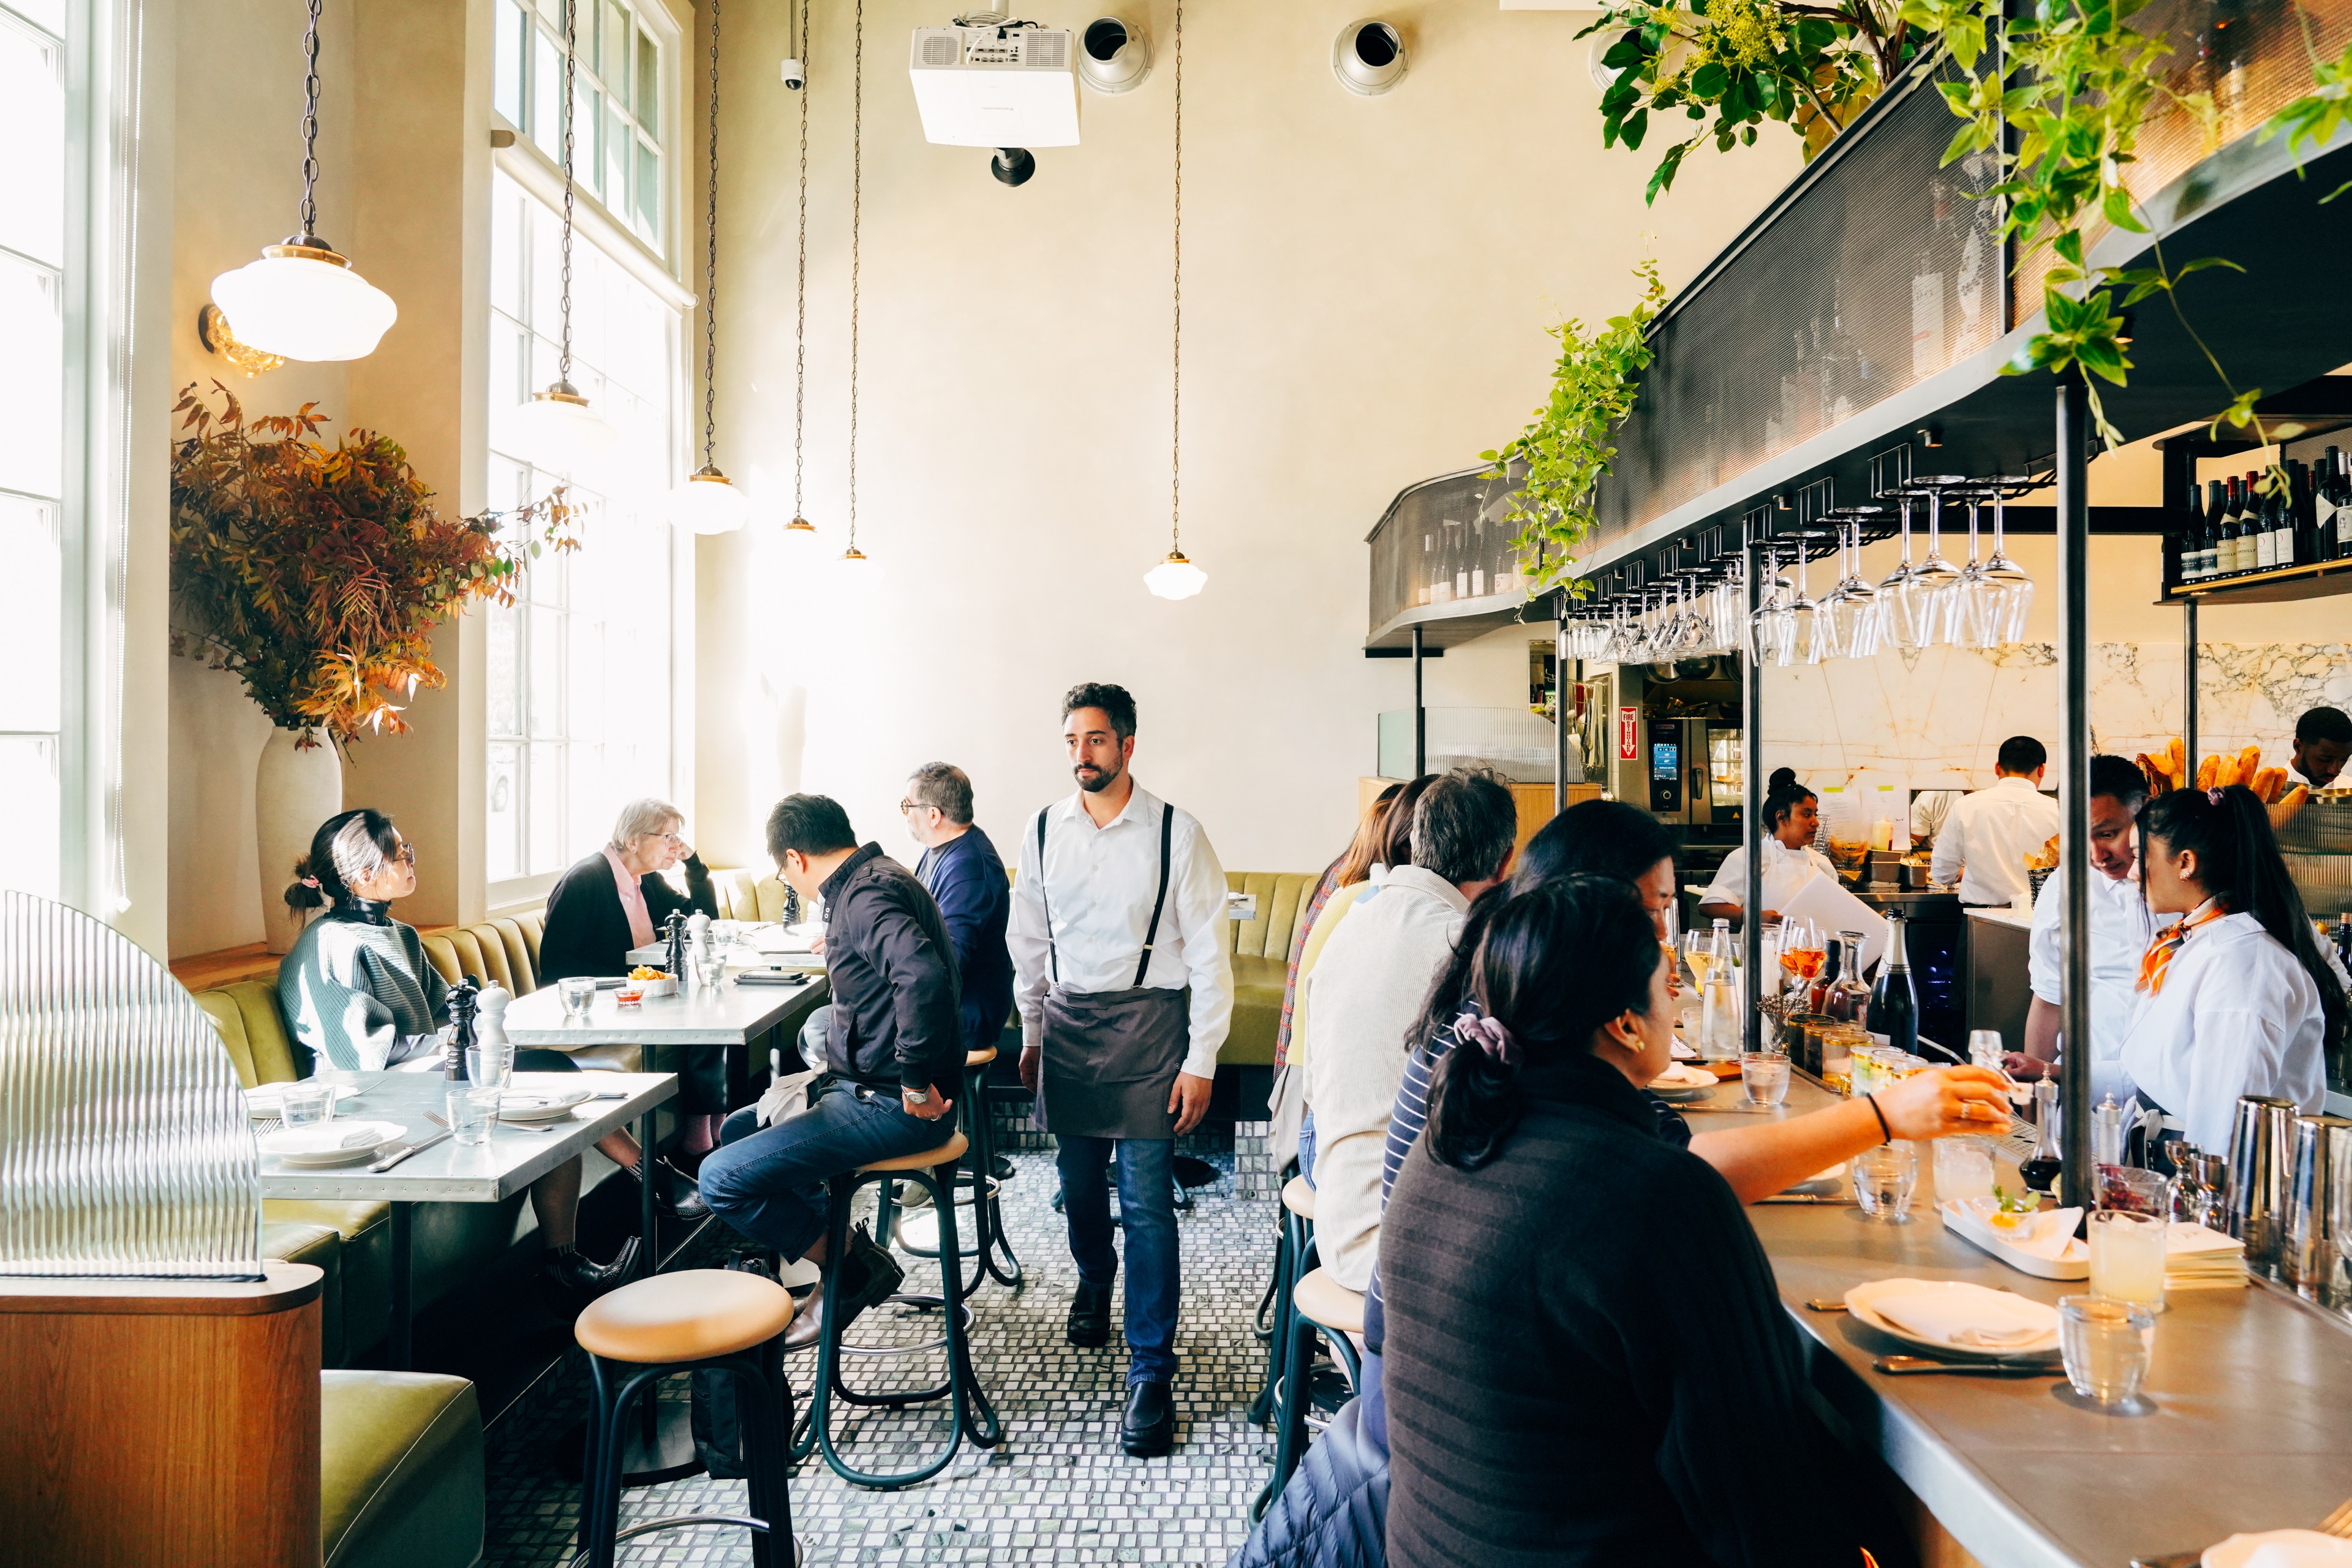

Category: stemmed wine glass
[1906, 477, 1970, 644]
[1826, 510, 1885, 659]
[1979, 478, 2035, 644]
[1749, 545, 1792, 665]
[1877, 494, 1936, 653]
[1941, 485, 1994, 648]
[1784, 532, 1825, 667]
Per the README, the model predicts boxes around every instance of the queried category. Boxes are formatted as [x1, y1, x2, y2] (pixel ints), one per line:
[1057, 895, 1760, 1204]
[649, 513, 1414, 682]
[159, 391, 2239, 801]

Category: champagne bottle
[1866, 911, 1920, 1057]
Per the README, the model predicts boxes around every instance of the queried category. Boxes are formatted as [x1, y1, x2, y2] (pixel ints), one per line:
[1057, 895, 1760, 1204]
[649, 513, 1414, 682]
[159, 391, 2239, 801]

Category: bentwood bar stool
[572, 1269, 797, 1567]
[795, 1131, 1004, 1488]
[885, 1047, 1023, 1294]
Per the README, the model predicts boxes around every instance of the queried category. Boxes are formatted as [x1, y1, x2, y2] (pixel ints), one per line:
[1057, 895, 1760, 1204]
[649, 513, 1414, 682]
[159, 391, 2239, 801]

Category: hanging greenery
[169, 382, 575, 743]
[1480, 260, 1668, 589]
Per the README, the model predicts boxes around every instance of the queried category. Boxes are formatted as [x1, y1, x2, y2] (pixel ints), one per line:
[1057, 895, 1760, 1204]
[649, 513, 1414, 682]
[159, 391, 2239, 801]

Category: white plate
[1844, 1278, 2062, 1361]
[244, 1083, 362, 1120]
[2205, 1529, 2352, 1568]
[260, 1120, 407, 1166]
[1649, 1063, 1716, 1091]
[1651, 1084, 1718, 1104]
[500, 1088, 594, 1123]
[1942, 1199, 2090, 1281]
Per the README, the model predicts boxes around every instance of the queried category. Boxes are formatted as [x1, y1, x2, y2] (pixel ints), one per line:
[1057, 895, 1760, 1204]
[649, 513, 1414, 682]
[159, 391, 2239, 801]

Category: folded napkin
[1869, 1283, 2059, 1348]
[2164, 1222, 2245, 1257]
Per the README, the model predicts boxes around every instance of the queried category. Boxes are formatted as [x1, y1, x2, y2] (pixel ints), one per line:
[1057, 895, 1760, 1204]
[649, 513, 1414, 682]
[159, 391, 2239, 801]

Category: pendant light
[840, 0, 867, 565]
[783, 0, 818, 549]
[669, 0, 749, 533]
[508, 0, 618, 477]
[1143, 0, 1206, 601]
[209, 0, 397, 361]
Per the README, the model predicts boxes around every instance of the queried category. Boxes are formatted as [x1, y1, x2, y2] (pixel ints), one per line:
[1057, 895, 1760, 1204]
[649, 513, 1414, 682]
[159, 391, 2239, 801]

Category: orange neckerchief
[2135, 900, 2225, 995]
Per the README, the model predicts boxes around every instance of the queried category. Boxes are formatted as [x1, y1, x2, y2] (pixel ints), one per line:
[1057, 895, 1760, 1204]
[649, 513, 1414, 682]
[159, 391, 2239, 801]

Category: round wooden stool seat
[966, 1046, 997, 1068]
[862, 1132, 969, 1174]
[1281, 1175, 1317, 1221]
[575, 1268, 797, 1364]
[1290, 1267, 1364, 1335]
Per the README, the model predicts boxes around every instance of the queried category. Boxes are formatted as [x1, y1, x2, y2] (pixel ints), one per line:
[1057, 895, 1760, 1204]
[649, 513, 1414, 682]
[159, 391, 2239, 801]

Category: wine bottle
[2255, 483, 2280, 570]
[2217, 478, 2242, 575]
[2174, 484, 2202, 585]
[2328, 448, 2352, 561]
[2288, 459, 2315, 568]
[1866, 911, 1920, 1057]
[2201, 478, 2227, 579]
[2272, 471, 2297, 568]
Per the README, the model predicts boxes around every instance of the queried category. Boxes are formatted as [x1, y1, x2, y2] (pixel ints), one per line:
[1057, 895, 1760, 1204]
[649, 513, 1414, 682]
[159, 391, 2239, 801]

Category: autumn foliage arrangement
[169, 382, 570, 743]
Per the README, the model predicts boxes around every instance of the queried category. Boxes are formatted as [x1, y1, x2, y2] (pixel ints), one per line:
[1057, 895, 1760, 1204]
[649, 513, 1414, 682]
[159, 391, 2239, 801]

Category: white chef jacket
[2117, 908, 2328, 1153]
[1699, 839, 1838, 916]
[1929, 775, 2062, 906]
[1009, 785, 1234, 1082]
[2026, 865, 2156, 1105]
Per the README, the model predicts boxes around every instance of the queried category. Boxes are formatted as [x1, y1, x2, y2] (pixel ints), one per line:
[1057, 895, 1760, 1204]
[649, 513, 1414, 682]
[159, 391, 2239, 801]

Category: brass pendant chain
[846, 0, 863, 556]
[701, 0, 721, 469]
[1169, 0, 1183, 558]
[297, 0, 323, 241]
[557, 0, 578, 384]
[793, 0, 810, 522]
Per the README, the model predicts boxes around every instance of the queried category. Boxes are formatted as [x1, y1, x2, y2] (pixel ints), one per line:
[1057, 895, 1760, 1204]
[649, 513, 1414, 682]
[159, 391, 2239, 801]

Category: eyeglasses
[388, 843, 417, 866]
[899, 799, 936, 816]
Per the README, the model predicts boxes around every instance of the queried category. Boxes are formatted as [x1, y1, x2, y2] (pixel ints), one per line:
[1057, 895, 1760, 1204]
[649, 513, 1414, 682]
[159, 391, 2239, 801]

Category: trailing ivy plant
[1480, 260, 1668, 589]
[169, 382, 576, 744]
[1585, 0, 1919, 202]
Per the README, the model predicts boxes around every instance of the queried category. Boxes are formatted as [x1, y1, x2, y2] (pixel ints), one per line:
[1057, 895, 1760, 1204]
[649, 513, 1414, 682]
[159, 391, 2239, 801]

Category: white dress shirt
[1298, 866, 1470, 1292]
[2026, 865, 2157, 1105]
[1929, 775, 2062, 906]
[1699, 839, 1838, 915]
[1009, 784, 1234, 1082]
[2118, 910, 2328, 1153]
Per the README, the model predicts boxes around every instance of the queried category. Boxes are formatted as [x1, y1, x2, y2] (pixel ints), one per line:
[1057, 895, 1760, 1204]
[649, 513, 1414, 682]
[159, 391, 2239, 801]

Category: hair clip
[2207, 786, 2225, 805]
[1455, 1011, 1520, 1068]
[300, 875, 322, 888]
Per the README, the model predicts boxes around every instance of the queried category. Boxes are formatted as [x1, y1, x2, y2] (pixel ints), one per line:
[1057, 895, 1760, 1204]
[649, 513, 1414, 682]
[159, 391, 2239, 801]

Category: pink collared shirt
[603, 846, 656, 949]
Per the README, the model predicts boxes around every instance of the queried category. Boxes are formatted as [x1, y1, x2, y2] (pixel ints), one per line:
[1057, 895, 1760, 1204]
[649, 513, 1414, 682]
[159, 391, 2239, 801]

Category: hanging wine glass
[1749, 545, 1790, 665]
[1784, 533, 1822, 666]
[1907, 477, 1969, 644]
[1878, 495, 1935, 652]
[1980, 478, 2035, 644]
[1941, 486, 1994, 648]
[1831, 512, 1885, 658]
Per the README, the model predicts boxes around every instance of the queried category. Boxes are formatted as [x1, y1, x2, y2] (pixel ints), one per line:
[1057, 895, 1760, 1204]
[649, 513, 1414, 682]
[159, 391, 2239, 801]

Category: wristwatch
[904, 1085, 932, 1106]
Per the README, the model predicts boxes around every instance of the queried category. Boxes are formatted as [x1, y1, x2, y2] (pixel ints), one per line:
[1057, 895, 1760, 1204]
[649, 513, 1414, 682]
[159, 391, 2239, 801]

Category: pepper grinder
[444, 976, 480, 1083]
[664, 910, 688, 983]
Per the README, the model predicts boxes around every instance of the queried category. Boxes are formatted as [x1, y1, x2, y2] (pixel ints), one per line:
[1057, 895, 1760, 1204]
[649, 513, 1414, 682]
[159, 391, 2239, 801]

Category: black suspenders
[1036, 799, 1178, 989]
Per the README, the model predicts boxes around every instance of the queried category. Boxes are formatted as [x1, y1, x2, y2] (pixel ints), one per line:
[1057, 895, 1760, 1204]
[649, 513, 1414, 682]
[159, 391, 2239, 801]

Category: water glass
[695, 949, 728, 991]
[1967, 1029, 2004, 1070]
[446, 1087, 499, 1146]
[466, 1042, 513, 1092]
[281, 1082, 336, 1128]
[1934, 1135, 1997, 1202]
[2088, 1210, 2168, 1310]
[559, 976, 597, 1020]
[2058, 1295, 2155, 1409]
[1852, 1144, 1920, 1223]
[1740, 1051, 1790, 1107]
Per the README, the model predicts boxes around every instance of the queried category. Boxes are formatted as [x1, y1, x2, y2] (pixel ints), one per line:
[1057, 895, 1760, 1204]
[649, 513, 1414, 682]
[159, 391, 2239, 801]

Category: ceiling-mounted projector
[909, 23, 1079, 149]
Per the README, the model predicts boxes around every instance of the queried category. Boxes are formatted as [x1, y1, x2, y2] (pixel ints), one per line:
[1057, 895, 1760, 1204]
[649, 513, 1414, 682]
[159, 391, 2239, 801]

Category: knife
[2128, 1554, 2204, 1568]
[368, 1129, 450, 1171]
[1872, 1355, 2059, 1377]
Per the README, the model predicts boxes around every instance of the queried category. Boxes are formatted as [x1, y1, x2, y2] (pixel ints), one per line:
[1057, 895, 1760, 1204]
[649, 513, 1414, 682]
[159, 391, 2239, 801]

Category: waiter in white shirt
[2007, 755, 2156, 1104]
[1697, 770, 1838, 928]
[1929, 736, 2064, 907]
[1010, 681, 1232, 1460]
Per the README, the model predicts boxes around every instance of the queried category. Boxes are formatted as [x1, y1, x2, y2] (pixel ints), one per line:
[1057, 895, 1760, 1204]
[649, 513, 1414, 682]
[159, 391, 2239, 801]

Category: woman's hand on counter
[1874, 1065, 2013, 1139]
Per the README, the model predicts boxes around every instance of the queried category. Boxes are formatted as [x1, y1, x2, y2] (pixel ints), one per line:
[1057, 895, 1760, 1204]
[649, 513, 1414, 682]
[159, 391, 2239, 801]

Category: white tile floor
[484, 1147, 1279, 1566]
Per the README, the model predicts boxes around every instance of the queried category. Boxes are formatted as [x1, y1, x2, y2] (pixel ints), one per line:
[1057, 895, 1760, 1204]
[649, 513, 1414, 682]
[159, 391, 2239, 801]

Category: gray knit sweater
[279, 902, 448, 1072]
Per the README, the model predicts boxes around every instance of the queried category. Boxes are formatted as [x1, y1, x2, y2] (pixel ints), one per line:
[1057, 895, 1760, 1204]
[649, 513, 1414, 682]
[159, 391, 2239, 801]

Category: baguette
[2234, 745, 2263, 789]
[2196, 753, 2220, 790]
[2136, 753, 2171, 796]
[2164, 736, 2186, 780]
[2255, 766, 2288, 804]
[2280, 783, 2309, 809]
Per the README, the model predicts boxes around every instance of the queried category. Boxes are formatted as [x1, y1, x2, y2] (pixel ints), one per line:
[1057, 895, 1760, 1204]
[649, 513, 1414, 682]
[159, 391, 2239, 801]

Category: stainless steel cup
[2227, 1094, 2298, 1269]
[2283, 1115, 2352, 1291]
[2328, 1121, 2352, 1300]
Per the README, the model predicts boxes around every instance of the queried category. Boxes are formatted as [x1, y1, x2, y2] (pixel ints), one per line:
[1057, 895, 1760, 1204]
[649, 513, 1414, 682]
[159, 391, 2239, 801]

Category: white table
[502, 971, 827, 1047]
[258, 1069, 676, 1369]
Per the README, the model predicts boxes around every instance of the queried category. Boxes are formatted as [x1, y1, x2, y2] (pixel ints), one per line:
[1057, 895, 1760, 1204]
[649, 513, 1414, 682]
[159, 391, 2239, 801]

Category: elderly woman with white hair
[538, 797, 727, 1156]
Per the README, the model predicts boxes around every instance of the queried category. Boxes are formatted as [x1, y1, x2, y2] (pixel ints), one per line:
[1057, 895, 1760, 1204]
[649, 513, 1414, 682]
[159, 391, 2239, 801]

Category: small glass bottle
[1700, 919, 1740, 1061]
[1827, 929, 1872, 1023]
[2021, 1078, 2064, 1199]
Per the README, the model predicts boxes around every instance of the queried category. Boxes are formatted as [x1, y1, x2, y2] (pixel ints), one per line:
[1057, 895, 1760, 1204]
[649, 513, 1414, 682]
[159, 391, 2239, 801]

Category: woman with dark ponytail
[2122, 784, 2340, 1153]
[1380, 876, 1867, 1566]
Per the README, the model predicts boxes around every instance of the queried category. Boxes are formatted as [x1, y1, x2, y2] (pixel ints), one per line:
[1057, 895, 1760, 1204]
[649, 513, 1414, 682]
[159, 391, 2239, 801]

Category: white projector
[908, 24, 1078, 147]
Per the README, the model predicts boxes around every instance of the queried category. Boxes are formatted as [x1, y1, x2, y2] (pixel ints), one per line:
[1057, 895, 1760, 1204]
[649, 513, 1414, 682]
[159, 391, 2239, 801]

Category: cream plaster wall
[692, 0, 1807, 874]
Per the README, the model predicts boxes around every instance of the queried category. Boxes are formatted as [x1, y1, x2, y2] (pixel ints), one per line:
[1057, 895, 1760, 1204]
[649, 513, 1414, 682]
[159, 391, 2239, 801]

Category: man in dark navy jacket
[902, 763, 1014, 1062]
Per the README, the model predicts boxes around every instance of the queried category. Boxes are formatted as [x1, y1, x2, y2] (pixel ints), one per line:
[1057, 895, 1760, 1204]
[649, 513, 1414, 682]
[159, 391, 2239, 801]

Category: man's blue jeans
[1057, 1133, 1178, 1387]
[699, 1074, 943, 1260]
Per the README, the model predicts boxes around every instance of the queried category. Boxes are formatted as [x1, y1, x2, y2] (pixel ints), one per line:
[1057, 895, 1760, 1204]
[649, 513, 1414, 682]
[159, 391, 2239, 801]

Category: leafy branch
[1479, 260, 1668, 590]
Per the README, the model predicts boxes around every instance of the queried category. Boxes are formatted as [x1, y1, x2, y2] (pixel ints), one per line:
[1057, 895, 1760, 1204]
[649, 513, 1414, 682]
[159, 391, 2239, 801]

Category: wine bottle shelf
[2157, 556, 2352, 606]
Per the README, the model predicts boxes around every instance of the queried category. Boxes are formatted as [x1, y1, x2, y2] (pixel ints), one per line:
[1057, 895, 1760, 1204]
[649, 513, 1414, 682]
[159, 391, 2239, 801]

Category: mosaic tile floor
[484, 1148, 1279, 1566]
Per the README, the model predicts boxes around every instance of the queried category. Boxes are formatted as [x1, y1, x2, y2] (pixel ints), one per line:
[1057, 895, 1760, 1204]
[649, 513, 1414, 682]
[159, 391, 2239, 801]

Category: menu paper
[1776, 872, 1889, 972]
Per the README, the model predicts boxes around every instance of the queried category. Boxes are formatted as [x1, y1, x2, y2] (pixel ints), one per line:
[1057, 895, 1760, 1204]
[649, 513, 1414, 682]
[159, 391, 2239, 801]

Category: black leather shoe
[615, 1156, 710, 1221]
[1066, 1281, 1112, 1348]
[543, 1237, 639, 1294]
[784, 1224, 904, 1351]
[1120, 1379, 1174, 1458]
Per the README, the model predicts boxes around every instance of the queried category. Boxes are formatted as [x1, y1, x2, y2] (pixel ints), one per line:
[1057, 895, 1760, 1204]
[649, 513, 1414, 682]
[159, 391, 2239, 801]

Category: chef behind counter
[1695, 770, 1838, 930]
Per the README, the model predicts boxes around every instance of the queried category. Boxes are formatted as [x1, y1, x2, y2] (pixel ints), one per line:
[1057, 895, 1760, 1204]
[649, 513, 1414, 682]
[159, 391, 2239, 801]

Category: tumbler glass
[559, 976, 597, 1020]
[1852, 1144, 1920, 1223]
[466, 1042, 513, 1093]
[1934, 1135, 1997, 1202]
[2058, 1295, 2155, 1409]
[281, 1082, 336, 1128]
[2088, 1210, 2168, 1311]
[1741, 1051, 1790, 1107]
[447, 1087, 499, 1146]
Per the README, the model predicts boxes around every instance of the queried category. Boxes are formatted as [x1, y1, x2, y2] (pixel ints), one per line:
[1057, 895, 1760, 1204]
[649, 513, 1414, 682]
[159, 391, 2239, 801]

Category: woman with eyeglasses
[538, 797, 726, 1159]
[278, 808, 651, 1292]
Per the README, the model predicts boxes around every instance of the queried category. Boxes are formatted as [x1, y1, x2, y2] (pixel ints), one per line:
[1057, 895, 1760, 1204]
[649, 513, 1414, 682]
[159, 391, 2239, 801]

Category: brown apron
[1035, 802, 1190, 1141]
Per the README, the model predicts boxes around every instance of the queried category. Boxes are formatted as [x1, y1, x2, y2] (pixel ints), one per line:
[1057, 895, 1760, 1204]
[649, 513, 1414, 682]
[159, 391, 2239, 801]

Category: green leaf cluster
[1479, 261, 1669, 590]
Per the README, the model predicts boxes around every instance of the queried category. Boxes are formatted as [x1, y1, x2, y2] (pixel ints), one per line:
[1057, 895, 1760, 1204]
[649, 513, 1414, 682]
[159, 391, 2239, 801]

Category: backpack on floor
[690, 1250, 780, 1480]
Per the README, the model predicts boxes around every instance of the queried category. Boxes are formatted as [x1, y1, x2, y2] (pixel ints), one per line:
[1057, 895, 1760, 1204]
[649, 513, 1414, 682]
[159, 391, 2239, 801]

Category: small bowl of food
[627, 965, 677, 998]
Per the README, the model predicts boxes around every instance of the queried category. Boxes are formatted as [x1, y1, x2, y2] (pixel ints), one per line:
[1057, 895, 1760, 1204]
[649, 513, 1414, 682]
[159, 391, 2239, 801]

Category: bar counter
[1724, 1071, 2352, 1567]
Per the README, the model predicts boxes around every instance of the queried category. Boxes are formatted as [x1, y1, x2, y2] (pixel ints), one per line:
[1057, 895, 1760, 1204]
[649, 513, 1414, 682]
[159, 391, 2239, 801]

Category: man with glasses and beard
[1009, 682, 1234, 1458]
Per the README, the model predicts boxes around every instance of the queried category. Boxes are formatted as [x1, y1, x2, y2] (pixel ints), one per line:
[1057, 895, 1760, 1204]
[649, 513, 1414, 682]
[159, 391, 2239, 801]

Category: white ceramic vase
[256, 728, 343, 954]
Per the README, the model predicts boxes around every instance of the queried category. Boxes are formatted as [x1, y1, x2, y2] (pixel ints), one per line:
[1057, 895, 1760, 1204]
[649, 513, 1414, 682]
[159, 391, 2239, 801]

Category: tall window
[0, 1, 67, 902]
[493, 0, 663, 249]
[484, 166, 679, 888]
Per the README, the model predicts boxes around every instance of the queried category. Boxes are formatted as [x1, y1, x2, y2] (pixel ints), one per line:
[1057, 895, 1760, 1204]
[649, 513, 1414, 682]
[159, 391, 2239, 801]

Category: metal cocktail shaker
[2227, 1095, 2297, 1270]
[2331, 1121, 2352, 1299]
[2282, 1115, 2352, 1291]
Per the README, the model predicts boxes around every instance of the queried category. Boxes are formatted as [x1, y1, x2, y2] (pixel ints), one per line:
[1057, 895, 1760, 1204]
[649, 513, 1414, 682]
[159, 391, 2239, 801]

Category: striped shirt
[280, 904, 449, 1072]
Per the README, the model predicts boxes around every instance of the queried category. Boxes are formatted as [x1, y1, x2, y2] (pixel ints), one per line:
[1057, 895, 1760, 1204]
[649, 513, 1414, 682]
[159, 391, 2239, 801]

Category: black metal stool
[1262, 1264, 1363, 1518]
[887, 1047, 1023, 1293]
[794, 1131, 1003, 1488]
[572, 1268, 797, 1568]
[1248, 1174, 1316, 1433]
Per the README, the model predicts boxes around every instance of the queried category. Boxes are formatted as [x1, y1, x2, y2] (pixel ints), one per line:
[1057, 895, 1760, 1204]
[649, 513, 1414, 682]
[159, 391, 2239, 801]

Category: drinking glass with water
[1851, 1144, 1918, 1222]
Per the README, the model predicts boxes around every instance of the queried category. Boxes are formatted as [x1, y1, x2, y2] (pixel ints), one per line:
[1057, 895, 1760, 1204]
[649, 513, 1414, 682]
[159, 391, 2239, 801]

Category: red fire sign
[1618, 706, 1638, 761]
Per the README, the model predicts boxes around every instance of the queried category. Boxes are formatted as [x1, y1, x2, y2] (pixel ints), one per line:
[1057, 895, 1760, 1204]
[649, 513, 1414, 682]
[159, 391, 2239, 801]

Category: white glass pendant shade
[1144, 549, 1207, 600]
[780, 516, 818, 551]
[508, 382, 617, 478]
[840, 543, 868, 563]
[209, 243, 397, 361]
[668, 464, 750, 534]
